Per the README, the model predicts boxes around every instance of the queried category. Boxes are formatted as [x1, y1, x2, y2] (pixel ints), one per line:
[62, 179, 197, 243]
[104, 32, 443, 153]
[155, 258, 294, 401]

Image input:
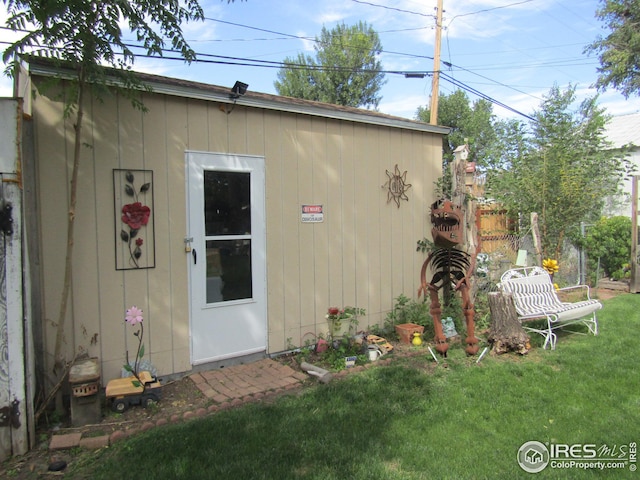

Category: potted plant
[326, 306, 365, 338]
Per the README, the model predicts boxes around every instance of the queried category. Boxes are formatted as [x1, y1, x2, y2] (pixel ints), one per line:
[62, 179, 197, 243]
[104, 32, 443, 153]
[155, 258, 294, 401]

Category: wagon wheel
[112, 398, 128, 413]
[142, 393, 159, 408]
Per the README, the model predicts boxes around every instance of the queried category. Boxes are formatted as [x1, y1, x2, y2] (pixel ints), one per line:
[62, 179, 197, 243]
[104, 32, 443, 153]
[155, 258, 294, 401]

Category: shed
[17, 59, 448, 386]
[603, 112, 640, 217]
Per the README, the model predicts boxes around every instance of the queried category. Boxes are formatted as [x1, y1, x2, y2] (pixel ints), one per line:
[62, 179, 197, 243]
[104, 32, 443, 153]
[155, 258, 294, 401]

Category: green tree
[274, 21, 386, 109]
[586, 0, 640, 98]
[582, 216, 632, 280]
[3, 0, 204, 375]
[486, 85, 629, 260]
[416, 90, 498, 196]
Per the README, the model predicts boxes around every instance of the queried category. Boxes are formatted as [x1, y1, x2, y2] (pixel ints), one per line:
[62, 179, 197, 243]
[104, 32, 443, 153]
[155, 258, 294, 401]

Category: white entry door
[186, 151, 266, 365]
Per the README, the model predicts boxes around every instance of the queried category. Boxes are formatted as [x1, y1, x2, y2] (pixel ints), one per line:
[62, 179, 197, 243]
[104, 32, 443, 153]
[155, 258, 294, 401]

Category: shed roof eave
[152, 79, 450, 134]
[26, 59, 450, 136]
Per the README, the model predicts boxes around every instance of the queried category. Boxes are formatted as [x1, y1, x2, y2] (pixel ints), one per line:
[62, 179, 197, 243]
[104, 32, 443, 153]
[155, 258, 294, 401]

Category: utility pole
[430, 0, 444, 125]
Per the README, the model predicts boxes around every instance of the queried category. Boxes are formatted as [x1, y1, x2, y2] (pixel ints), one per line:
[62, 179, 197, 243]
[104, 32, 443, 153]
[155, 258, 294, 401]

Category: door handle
[192, 249, 197, 265]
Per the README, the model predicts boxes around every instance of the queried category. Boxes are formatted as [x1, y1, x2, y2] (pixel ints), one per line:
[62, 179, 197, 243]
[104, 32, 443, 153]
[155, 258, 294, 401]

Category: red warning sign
[301, 205, 324, 223]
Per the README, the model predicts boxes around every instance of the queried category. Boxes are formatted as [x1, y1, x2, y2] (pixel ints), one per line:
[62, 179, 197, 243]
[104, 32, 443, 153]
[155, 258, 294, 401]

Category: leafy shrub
[322, 337, 367, 371]
[473, 291, 492, 333]
[583, 216, 632, 280]
[294, 335, 366, 371]
[380, 294, 434, 340]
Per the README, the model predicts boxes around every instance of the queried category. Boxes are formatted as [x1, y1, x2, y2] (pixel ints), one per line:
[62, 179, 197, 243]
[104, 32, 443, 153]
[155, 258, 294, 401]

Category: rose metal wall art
[114, 169, 155, 270]
[383, 164, 411, 208]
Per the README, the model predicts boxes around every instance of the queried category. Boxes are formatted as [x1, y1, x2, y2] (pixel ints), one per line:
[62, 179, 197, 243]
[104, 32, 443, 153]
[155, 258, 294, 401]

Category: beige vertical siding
[32, 77, 442, 383]
[34, 86, 74, 387]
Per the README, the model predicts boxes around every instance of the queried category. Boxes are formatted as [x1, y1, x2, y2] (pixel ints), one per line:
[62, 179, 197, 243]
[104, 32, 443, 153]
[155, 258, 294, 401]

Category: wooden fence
[477, 207, 517, 255]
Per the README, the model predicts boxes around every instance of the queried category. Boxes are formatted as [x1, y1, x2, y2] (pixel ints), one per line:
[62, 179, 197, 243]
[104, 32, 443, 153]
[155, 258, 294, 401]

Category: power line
[441, 0, 542, 107]
[202, 17, 433, 64]
[349, 0, 436, 19]
[4, 33, 536, 121]
[4, 39, 429, 77]
[439, 0, 593, 107]
[0, 34, 537, 122]
[0, 21, 540, 121]
[439, 71, 536, 122]
[200, 18, 430, 42]
[444, 61, 542, 102]
[447, 0, 535, 24]
[117, 14, 592, 104]
[124, 43, 538, 121]
[457, 60, 599, 72]
[449, 42, 594, 57]
[203, 17, 312, 42]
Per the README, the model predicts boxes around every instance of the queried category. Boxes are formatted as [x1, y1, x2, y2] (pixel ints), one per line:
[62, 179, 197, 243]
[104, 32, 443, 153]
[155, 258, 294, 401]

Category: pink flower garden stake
[124, 306, 145, 387]
[125, 305, 144, 325]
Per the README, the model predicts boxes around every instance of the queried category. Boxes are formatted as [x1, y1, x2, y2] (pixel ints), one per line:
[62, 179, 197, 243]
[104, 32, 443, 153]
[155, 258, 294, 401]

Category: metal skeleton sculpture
[418, 198, 480, 356]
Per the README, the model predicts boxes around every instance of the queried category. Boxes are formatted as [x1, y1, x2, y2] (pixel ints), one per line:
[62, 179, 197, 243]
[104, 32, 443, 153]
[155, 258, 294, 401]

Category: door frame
[185, 150, 267, 365]
[0, 99, 30, 460]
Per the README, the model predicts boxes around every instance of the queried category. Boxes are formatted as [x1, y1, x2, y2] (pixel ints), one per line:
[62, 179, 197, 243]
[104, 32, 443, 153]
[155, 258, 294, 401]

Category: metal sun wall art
[383, 164, 411, 208]
[114, 169, 156, 270]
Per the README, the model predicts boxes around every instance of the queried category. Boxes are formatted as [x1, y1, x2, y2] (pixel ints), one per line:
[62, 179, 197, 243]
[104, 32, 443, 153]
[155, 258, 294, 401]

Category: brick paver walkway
[49, 358, 308, 451]
[189, 358, 308, 403]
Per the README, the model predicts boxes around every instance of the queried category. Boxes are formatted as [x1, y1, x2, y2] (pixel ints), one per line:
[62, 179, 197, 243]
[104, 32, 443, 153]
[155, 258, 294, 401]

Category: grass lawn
[70, 294, 639, 479]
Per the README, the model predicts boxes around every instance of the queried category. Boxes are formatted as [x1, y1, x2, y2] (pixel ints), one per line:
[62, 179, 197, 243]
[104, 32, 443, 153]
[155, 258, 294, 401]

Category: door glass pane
[206, 240, 252, 303]
[204, 171, 251, 236]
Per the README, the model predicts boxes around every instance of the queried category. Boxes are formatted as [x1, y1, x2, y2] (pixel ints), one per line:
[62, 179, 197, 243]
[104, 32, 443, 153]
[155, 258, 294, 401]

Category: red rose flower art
[122, 202, 151, 230]
[119, 171, 152, 268]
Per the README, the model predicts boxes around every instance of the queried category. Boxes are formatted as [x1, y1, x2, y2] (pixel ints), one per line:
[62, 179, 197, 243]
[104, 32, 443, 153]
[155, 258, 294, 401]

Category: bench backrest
[499, 267, 562, 316]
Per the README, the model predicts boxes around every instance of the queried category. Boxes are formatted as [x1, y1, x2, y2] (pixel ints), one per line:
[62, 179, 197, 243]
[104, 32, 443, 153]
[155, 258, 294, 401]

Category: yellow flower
[553, 283, 559, 291]
[542, 258, 559, 274]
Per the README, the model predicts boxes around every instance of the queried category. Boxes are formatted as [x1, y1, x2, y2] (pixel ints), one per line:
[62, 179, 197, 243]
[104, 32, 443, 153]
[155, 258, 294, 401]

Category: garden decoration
[498, 266, 601, 350]
[418, 199, 480, 356]
[383, 164, 412, 208]
[542, 258, 559, 278]
[542, 258, 560, 289]
[114, 169, 155, 270]
[326, 306, 365, 338]
[367, 344, 384, 361]
[300, 362, 333, 383]
[105, 306, 162, 412]
[365, 334, 394, 354]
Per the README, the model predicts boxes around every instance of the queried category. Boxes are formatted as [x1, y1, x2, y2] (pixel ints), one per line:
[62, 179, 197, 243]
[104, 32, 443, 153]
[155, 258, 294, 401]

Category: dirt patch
[0, 375, 208, 479]
[593, 285, 629, 301]
[97, 374, 208, 431]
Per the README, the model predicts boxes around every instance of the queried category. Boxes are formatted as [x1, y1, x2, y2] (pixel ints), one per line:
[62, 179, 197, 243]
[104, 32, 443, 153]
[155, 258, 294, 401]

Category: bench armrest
[557, 284, 592, 300]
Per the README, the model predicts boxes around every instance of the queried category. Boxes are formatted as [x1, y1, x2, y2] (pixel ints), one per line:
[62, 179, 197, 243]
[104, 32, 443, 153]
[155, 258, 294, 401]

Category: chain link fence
[476, 231, 583, 292]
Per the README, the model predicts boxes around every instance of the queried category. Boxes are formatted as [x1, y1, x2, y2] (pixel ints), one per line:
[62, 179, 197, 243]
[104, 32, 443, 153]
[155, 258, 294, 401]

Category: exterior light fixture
[230, 81, 249, 99]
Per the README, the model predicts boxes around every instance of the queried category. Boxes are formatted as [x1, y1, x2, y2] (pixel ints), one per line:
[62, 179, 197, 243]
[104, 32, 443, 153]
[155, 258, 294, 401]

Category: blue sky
[1, 0, 639, 121]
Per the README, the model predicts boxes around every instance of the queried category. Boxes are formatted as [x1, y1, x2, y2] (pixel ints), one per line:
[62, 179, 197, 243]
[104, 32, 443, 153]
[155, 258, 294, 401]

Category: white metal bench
[498, 266, 602, 350]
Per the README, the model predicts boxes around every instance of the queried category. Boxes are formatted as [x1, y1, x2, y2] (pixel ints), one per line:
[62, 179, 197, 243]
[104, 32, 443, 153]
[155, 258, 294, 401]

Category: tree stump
[487, 291, 530, 355]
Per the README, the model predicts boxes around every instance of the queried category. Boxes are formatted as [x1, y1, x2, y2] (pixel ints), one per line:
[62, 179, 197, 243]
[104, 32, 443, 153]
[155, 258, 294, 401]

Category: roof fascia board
[152, 80, 449, 134]
[28, 61, 450, 135]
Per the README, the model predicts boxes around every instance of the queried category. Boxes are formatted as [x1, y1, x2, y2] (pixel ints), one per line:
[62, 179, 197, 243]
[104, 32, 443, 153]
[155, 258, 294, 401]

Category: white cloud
[129, 57, 178, 78]
[298, 32, 315, 53]
[311, 0, 358, 26]
[379, 93, 428, 119]
[597, 89, 640, 117]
